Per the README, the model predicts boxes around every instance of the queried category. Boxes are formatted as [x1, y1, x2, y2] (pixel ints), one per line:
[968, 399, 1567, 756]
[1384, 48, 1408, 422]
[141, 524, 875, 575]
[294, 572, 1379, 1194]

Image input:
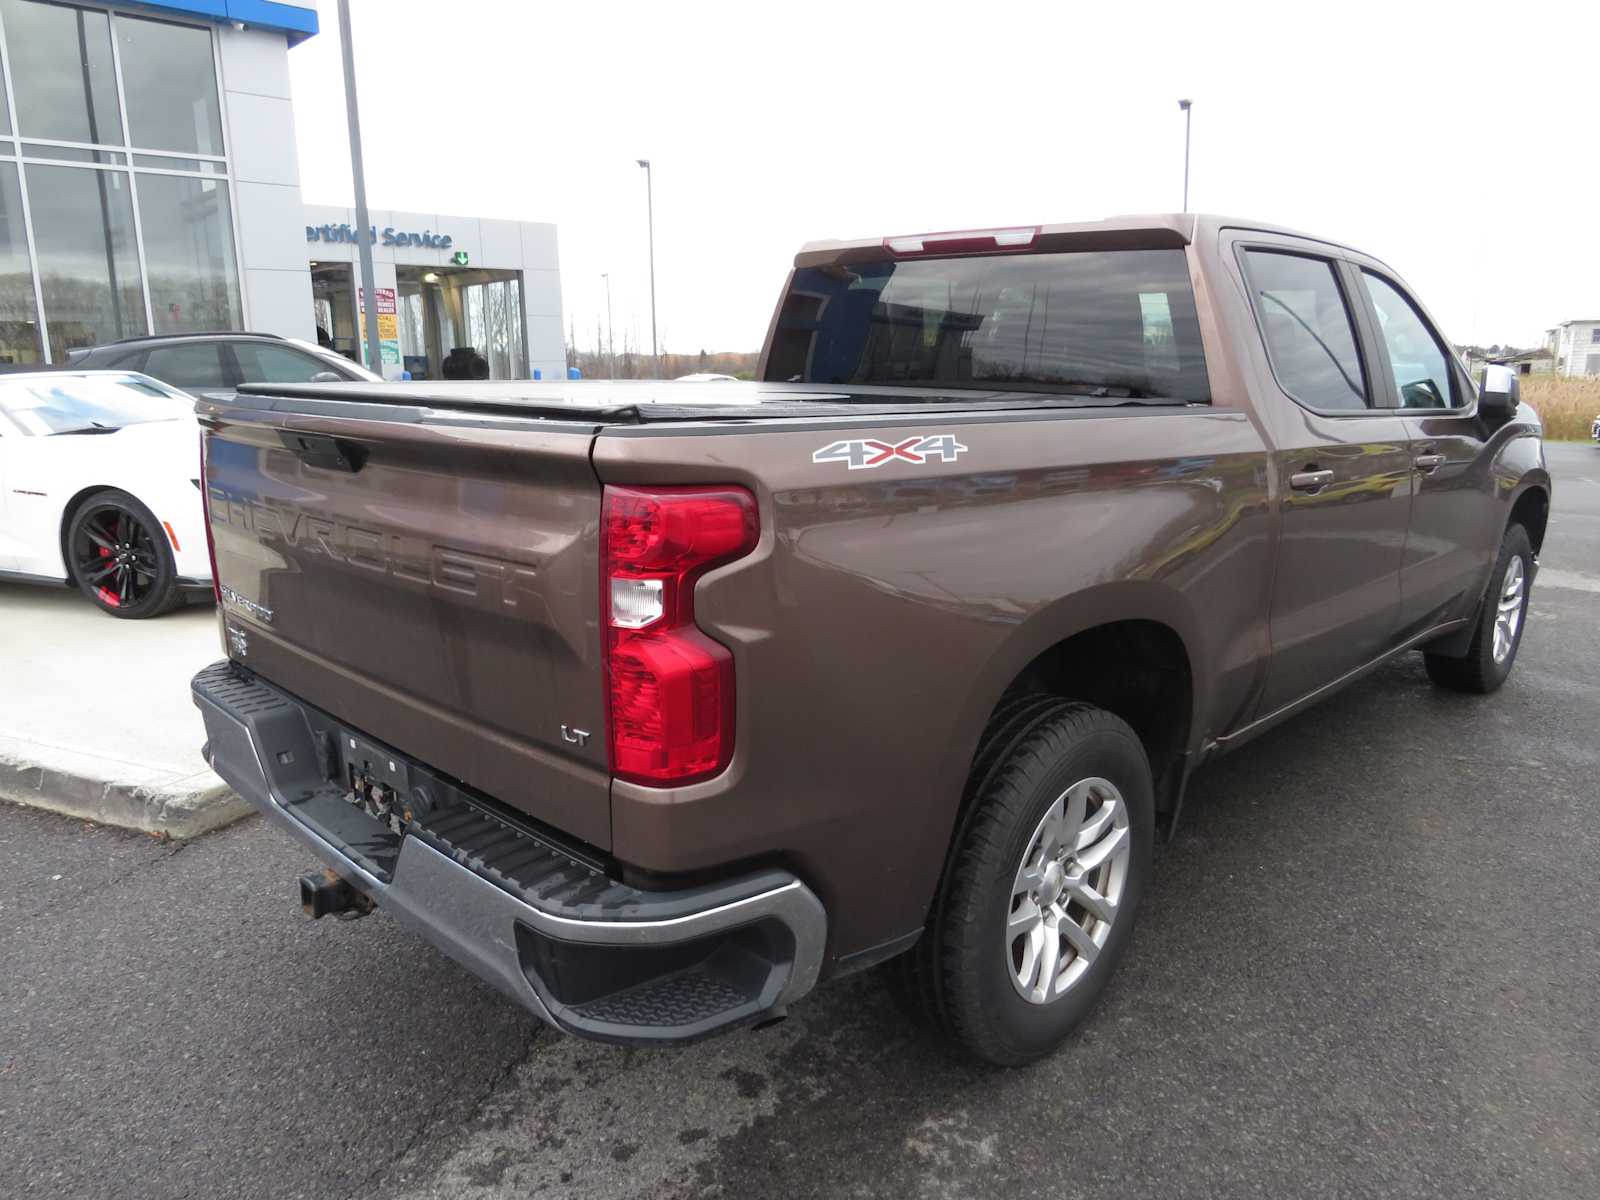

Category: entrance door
[309, 263, 360, 364]
[1234, 242, 1414, 715]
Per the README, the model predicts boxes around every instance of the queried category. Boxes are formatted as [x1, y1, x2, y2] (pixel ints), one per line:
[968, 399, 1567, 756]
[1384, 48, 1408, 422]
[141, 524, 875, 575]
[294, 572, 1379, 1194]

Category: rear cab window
[1239, 249, 1370, 412]
[763, 248, 1210, 403]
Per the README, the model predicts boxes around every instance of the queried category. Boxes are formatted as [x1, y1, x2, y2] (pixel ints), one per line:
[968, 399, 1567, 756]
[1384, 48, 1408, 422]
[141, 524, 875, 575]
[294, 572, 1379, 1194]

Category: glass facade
[27, 161, 146, 354]
[0, 0, 241, 364]
[137, 172, 239, 333]
[0, 160, 37, 363]
[116, 14, 224, 156]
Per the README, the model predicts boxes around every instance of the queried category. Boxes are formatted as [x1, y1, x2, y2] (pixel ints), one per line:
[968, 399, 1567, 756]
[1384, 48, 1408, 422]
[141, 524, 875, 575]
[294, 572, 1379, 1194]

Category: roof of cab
[792, 213, 1370, 268]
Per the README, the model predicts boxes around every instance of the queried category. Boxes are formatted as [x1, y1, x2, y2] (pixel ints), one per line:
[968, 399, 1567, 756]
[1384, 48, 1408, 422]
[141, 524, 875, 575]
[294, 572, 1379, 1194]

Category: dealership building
[0, 0, 565, 380]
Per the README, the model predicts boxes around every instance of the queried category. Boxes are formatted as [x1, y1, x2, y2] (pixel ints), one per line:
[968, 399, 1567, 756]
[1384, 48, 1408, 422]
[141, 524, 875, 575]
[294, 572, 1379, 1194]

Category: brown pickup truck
[193, 214, 1549, 1065]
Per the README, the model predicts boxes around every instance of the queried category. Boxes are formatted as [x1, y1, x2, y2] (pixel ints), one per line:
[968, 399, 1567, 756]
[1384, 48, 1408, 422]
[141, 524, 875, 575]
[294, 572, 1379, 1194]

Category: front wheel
[1423, 523, 1533, 694]
[65, 490, 181, 619]
[908, 700, 1154, 1066]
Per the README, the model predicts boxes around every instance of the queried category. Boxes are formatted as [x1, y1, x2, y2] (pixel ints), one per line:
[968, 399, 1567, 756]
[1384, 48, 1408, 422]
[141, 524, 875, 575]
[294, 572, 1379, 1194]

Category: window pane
[136, 172, 240, 332]
[132, 154, 224, 175]
[231, 342, 343, 383]
[1361, 273, 1454, 409]
[507, 276, 525, 376]
[0, 161, 41, 364]
[0, 45, 10, 136]
[26, 163, 145, 358]
[116, 15, 223, 156]
[1243, 250, 1368, 411]
[764, 249, 1210, 401]
[1, 0, 123, 145]
[143, 342, 227, 389]
[21, 142, 125, 164]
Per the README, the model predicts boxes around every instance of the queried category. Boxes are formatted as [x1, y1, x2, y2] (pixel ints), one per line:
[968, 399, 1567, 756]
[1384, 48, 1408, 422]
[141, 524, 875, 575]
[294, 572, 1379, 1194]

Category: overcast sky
[288, 0, 1595, 356]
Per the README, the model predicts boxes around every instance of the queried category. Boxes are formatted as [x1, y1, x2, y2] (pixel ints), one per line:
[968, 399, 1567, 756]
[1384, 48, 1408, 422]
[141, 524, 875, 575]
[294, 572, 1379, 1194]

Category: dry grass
[1518, 376, 1600, 441]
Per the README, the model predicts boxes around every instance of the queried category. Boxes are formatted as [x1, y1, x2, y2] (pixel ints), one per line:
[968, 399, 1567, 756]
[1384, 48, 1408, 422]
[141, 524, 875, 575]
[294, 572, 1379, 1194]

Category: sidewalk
[0, 582, 249, 837]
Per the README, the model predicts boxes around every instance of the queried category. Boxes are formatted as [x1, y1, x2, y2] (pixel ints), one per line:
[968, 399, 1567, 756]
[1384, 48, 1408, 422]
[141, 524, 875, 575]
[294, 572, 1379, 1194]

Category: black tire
[896, 699, 1154, 1066]
[885, 692, 1070, 1028]
[1423, 524, 1533, 694]
[64, 489, 181, 619]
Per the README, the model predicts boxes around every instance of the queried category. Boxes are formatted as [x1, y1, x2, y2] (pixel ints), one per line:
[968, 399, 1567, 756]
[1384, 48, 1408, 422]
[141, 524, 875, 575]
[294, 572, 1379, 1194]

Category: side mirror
[308, 370, 345, 383]
[1478, 363, 1519, 419]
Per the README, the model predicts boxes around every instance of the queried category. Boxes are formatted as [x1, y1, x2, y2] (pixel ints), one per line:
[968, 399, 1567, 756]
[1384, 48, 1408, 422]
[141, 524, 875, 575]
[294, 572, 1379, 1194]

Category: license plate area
[339, 732, 418, 838]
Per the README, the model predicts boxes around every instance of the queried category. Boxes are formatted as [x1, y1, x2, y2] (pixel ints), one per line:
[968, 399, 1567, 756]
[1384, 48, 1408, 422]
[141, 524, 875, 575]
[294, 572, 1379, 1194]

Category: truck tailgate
[202, 403, 611, 849]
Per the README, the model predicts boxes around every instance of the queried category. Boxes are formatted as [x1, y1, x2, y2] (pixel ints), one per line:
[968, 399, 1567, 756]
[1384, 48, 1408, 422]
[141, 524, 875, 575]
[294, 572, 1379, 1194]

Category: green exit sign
[451, 250, 469, 266]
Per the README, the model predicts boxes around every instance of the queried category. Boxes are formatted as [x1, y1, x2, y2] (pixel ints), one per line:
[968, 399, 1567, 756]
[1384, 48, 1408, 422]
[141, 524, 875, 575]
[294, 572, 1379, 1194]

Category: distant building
[1545, 321, 1600, 377]
[1494, 348, 1555, 376]
[1459, 346, 1552, 380]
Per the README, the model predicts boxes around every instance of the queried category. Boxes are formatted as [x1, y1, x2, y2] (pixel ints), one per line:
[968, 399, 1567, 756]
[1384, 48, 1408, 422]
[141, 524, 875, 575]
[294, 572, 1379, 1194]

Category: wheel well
[1510, 487, 1549, 556]
[999, 620, 1193, 813]
[57, 485, 115, 567]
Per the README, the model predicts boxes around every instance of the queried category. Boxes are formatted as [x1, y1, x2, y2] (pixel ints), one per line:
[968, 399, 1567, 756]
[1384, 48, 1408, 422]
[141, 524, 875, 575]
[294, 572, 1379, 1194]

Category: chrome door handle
[1414, 453, 1445, 473]
[1289, 469, 1335, 492]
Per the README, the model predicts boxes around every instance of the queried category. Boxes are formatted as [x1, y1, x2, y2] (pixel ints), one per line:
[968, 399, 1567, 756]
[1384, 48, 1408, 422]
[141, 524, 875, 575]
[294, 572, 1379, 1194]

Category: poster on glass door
[358, 287, 402, 368]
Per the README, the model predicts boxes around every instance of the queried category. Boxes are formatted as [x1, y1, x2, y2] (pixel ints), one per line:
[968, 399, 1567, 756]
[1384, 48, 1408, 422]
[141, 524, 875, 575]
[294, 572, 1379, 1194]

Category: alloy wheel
[1007, 776, 1131, 1005]
[72, 504, 162, 610]
[1492, 555, 1525, 665]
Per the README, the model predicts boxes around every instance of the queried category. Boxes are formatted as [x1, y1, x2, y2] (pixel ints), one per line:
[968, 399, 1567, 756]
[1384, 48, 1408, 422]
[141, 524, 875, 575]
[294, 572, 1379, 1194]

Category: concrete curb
[0, 749, 252, 839]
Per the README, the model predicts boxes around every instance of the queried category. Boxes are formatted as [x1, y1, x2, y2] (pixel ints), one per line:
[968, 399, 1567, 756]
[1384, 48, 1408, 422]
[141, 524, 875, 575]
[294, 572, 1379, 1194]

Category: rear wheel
[1423, 523, 1533, 694]
[896, 699, 1153, 1066]
[65, 490, 181, 619]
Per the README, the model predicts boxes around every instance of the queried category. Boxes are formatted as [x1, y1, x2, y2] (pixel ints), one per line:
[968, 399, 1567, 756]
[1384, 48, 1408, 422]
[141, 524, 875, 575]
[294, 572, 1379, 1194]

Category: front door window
[1361, 273, 1458, 410]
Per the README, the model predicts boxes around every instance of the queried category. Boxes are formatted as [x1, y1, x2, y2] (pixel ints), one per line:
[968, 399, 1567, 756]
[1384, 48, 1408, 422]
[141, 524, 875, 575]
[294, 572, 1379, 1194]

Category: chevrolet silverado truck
[192, 215, 1549, 1066]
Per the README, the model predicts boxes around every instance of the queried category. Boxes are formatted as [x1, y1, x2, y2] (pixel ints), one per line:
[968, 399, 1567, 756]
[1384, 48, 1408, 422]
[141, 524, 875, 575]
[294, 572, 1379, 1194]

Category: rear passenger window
[231, 342, 343, 384]
[1242, 250, 1369, 411]
[1361, 272, 1457, 409]
[141, 343, 229, 391]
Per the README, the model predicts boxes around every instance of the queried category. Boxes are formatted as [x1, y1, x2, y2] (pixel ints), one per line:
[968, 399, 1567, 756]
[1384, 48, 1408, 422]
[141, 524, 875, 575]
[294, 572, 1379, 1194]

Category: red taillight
[199, 430, 221, 602]
[883, 226, 1039, 256]
[602, 485, 758, 785]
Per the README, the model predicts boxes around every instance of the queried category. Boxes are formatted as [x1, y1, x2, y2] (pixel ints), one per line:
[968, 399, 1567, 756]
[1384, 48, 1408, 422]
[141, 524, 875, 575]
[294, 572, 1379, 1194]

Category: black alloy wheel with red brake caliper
[65, 490, 182, 618]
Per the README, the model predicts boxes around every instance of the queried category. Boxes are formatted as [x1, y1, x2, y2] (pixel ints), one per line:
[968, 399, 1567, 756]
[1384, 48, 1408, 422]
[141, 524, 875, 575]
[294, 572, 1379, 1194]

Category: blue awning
[124, 1, 318, 45]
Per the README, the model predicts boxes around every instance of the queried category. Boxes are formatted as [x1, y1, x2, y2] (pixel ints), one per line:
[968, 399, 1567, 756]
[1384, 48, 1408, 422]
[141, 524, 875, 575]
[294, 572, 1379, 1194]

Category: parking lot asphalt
[3, 443, 1597, 1200]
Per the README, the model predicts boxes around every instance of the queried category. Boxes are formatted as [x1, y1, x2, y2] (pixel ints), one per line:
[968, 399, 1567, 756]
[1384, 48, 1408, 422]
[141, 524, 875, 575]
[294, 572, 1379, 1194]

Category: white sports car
[0, 371, 213, 618]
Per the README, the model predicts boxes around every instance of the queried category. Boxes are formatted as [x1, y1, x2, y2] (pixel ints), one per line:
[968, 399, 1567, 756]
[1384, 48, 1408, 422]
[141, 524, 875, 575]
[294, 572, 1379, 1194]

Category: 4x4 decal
[812, 434, 969, 470]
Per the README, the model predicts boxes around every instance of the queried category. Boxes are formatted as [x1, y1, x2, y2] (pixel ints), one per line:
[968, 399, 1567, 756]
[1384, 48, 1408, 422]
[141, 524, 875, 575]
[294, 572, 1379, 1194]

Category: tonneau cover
[230, 379, 1179, 425]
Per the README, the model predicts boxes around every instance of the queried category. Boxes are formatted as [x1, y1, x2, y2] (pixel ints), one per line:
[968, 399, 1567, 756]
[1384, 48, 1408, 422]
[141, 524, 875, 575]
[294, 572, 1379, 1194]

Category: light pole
[636, 158, 658, 373]
[600, 271, 614, 378]
[338, 0, 383, 376]
[1177, 98, 1193, 213]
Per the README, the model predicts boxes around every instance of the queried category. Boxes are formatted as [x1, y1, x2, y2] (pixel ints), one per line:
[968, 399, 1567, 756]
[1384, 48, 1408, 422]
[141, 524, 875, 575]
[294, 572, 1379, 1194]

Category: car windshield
[763, 248, 1210, 402]
[0, 375, 192, 435]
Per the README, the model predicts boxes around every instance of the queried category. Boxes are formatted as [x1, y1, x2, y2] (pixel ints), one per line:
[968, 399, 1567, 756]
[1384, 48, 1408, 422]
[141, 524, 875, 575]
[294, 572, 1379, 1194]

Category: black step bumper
[191, 661, 826, 1044]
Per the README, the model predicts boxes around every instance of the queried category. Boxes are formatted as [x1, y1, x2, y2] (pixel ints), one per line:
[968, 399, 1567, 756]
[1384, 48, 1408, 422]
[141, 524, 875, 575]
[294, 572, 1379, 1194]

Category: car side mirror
[309, 370, 345, 383]
[1478, 363, 1519, 419]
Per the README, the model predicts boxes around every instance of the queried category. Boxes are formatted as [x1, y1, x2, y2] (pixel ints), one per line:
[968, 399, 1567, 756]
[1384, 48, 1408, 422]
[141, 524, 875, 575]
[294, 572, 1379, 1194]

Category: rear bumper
[191, 660, 826, 1044]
